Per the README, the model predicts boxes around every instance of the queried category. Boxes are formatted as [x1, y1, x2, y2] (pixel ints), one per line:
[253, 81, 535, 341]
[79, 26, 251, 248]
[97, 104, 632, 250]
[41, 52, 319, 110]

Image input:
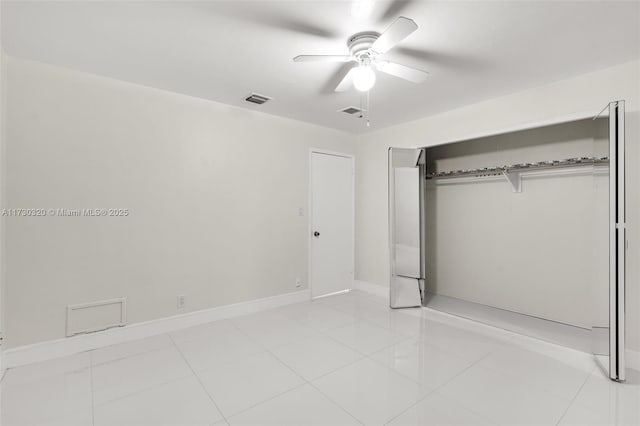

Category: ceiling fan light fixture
[352, 64, 376, 92]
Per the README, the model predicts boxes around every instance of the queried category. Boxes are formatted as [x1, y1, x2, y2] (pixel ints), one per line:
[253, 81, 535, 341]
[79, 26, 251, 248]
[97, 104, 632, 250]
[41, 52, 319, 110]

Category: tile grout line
[554, 365, 594, 426]
[262, 306, 375, 381]
[91, 372, 194, 407]
[314, 296, 427, 338]
[268, 297, 441, 424]
[229, 314, 366, 425]
[295, 306, 360, 334]
[381, 389, 435, 426]
[89, 351, 96, 426]
[90, 337, 175, 368]
[292, 319, 426, 424]
[267, 342, 365, 426]
[167, 332, 229, 425]
[227, 314, 364, 424]
[229, 314, 344, 421]
[383, 348, 500, 426]
[312, 312, 415, 359]
[90, 345, 194, 407]
[455, 341, 593, 425]
[475, 348, 598, 399]
[90, 340, 174, 368]
[306, 381, 365, 425]
[310, 332, 438, 425]
[228, 381, 311, 422]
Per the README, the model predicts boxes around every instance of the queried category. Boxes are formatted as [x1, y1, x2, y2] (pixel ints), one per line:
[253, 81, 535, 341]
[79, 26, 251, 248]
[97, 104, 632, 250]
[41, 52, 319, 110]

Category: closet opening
[423, 117, 609, 355]
[389, 102, 626, 382]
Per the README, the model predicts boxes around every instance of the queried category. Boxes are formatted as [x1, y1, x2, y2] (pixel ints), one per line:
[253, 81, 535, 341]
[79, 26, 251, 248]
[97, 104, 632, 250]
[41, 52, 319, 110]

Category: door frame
[308, 148, 355, 300]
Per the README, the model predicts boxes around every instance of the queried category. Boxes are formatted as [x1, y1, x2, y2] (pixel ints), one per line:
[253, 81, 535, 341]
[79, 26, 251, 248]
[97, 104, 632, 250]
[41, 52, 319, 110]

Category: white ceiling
[3, 1, 639, 133]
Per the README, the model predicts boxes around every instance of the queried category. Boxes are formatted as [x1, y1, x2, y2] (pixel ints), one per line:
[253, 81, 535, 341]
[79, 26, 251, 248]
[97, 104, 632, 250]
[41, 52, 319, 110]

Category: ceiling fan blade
[378, 0, 415, 23]
[376, 60, 429, 83]
[212, 5, 340, 39]
[371, 16, 418, 54]
[293, 55, 353, 63]
[335, 67, 356, 92]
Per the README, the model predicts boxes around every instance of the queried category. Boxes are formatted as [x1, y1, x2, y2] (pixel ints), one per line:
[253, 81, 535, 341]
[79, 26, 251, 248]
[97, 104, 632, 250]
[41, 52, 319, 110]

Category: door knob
[313, 231, 320, 237]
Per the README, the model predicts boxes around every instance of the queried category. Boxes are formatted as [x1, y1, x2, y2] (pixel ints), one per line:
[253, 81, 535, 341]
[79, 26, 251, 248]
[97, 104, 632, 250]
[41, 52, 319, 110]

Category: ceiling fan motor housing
[348, 31, 380, 59]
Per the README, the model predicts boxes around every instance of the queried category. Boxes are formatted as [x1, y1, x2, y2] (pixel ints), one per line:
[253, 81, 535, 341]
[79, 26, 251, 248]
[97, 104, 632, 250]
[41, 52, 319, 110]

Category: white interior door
[310, 151, 354, 298]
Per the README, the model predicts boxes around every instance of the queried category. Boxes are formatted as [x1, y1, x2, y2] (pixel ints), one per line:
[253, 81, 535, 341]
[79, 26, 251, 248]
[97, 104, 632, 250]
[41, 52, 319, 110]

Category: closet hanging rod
[427, 156, 609, 180]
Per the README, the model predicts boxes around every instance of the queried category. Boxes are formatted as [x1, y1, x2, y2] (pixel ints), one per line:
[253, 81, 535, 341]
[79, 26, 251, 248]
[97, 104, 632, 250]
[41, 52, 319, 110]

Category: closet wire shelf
[426, 156, 609, 180]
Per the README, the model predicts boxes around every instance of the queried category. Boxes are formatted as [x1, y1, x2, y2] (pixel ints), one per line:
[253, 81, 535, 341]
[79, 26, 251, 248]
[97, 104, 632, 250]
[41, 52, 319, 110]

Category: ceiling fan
[293, 16, 428, 92]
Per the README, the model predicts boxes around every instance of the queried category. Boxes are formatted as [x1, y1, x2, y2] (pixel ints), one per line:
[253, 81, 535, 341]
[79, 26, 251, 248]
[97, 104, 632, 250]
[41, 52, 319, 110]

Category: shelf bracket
[503, 171, 522, 193]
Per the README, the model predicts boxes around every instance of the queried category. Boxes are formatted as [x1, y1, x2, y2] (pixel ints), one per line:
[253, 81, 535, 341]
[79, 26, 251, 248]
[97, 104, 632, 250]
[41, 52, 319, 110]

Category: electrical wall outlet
[177, 295, 185, 309]
[295, 278, 302, 288]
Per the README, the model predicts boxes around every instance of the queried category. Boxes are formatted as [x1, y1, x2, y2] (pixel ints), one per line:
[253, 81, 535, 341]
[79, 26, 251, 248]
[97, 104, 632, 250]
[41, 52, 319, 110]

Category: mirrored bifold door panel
[595, 100, 627, 382]
[607, 100, 626, 382]
[388, 148, 426, 308]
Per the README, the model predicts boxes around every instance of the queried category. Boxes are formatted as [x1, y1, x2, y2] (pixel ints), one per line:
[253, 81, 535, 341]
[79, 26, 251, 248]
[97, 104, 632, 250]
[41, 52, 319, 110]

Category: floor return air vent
[66, 297, 127, 336]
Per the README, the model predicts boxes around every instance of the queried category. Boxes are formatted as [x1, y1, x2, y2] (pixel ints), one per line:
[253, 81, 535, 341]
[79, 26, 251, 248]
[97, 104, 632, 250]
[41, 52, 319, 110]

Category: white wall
[4, 57, 353, 348]
[354, 60, 640, 351]
[5, 54, 640, 355]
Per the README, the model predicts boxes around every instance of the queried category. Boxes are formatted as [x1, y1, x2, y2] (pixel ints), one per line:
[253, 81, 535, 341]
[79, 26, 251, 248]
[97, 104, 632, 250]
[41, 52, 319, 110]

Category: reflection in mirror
[388, 148, 424, 308]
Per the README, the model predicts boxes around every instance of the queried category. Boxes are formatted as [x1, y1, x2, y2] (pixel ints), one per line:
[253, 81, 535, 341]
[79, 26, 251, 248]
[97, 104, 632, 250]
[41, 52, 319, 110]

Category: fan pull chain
[366, 90, 371, 127]
[358, 91, 371, 128]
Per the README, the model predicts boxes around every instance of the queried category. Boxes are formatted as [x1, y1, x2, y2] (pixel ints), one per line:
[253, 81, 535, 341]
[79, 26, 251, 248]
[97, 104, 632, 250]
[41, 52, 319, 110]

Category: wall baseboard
[3, 289, 310, 369]
[354, 280, 640, 372]
[626, 347, 640, 372]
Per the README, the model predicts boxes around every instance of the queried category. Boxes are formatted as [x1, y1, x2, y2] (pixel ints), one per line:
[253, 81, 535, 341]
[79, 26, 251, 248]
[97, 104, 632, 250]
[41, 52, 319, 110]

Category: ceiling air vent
[245, 93, 271, 105]
[339, 106, 363, 115]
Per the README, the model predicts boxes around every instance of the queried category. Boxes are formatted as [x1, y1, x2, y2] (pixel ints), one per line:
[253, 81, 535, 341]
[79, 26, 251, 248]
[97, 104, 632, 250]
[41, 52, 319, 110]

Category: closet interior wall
[424, 118, 609, 331]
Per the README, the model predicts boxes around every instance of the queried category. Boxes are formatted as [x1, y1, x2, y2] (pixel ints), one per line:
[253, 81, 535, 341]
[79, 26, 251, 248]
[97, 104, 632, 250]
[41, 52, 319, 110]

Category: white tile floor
[1, 290, 639, 426]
